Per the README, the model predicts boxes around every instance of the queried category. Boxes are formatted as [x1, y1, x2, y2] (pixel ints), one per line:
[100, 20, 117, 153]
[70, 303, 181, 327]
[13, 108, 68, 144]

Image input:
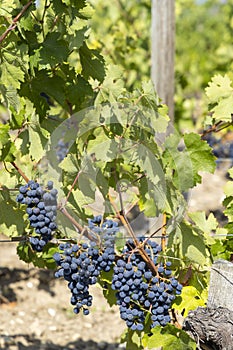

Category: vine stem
[10, 162, 30, 183]
[108, 192, 159, 276]
[200, 120, 232, 138]
[0, 1, 33, 44]
[59, 206, 97, 242]
[112, 165, 159, 275]
[64, 170, 82, 206]
[161, 213, 167, 251]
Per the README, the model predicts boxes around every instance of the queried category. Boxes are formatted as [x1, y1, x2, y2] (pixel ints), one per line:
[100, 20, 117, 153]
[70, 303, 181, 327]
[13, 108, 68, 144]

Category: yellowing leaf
[205, 74, 233, 103]
[212, 94, 233, 122]
[173, 286, 206, 317]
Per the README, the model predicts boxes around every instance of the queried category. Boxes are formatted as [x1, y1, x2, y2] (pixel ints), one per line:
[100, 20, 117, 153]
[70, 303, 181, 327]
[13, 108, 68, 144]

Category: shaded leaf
[80, 42, 105, 82]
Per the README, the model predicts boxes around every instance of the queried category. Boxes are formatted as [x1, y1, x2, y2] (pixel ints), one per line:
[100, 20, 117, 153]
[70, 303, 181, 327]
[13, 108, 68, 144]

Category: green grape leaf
[184, 133, 216, 185]
[0, 51, 26, 89]
[95, 64, 125, 104]
[172, 286, 206, 317]
[163, 133, 194, 191]
[138, 177, 168, 216]
[212, 95, 233, 122]
[205, 74, 233, 122]
[189, 211, 217, 232]
[28, 119, 50, 162]
[98, 269, 117, 307]
[17, 242, 58, 269]
[65, 74, 94, 111]
[132, 144, 164, 186]
[80, 42, 105, 82]
[0, 190, 26, 237]
[120, 329, 143, 350]
[169, 222, 207, 265]
[20, 69, 66, 116]
[69, 27, 88, 50]
[39, 32, 69, 66]
[0, 124, 16, 162]
[205, 74, 233, 103]
[188, 211, 217, 244]
[70, 186, 95, 208]
[87, 133, 119, 162]
[0, 0, 18, 16]
[142, 324, 196, 349]
[58, 153, 78, 174]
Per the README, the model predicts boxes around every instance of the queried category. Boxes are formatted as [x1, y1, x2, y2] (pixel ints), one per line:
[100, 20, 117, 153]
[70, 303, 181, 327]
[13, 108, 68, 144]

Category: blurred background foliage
[88, 0, 233, 131]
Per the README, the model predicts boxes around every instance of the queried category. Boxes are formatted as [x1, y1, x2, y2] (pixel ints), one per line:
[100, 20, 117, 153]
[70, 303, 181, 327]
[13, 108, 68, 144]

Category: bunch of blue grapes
[112, 237, 182, 331]
[55, 139, 69, 162]
[203, 132, 233, 162]
[16, 180, 58, 251]
[88, 215, 119, 250]
[53, 238, 116, 315]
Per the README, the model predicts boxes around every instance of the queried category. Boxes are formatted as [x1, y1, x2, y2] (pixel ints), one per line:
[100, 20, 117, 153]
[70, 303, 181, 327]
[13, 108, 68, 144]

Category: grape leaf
[0, 190, 26, 237]
[169, 222, 207, 265]
[95, 64, 125, 104]
[98, 269, 117, 307]
[121, 329, 143, 350]
[163, 133, 194, 191]
[142, 324, 196, 349]
[28, 119, 50, 162]
[39, 32, 69, 66]
[87, 135, 119, 162]
[17, 242, 58, 269]
[0, 51, 25, 89]
[212, 95, 233, 122]
[205, 74, 233, 122]
[205, 74, 233, 102]
[188, 211, 218, 245]
[0, 124, 16, 161]
[172, 286, 206, 317]
[184, 133, 216, 185]
[80, 42, 105, 82]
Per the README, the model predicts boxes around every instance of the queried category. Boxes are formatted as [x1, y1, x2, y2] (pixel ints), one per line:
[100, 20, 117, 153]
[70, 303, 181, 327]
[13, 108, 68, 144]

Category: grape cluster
[88, 215, 119, 249]
[112, 238, 182, 331]
[16, 180, 58, 251]
[55, 139, 69, 162]
[53, 238, 116, 315]
[203, 132, 233, 162]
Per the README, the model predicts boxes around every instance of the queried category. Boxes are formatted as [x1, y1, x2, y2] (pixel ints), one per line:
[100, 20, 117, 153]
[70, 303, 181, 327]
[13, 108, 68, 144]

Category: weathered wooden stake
[151, 0, 175, 120]
[208, 259, 233, 310]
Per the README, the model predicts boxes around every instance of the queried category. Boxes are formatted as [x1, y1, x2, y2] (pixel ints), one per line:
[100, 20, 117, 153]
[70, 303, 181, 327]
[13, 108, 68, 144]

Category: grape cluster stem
[109, 193, 159, 277]
[0, 1, 33, 44]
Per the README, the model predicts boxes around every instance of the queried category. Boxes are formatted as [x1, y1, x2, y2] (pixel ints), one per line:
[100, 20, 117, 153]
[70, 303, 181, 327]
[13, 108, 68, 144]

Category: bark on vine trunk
[183, 307, 233, 350]
[183, 260, 233, 349]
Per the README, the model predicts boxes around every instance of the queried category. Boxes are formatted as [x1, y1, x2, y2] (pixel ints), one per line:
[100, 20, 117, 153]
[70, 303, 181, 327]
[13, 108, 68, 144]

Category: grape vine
[1, 1, 232, 349]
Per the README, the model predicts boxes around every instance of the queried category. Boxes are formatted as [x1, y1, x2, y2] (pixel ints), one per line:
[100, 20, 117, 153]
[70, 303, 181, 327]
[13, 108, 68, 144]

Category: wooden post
[208, 259, 233, 310]
[151, 0, 175, 120]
